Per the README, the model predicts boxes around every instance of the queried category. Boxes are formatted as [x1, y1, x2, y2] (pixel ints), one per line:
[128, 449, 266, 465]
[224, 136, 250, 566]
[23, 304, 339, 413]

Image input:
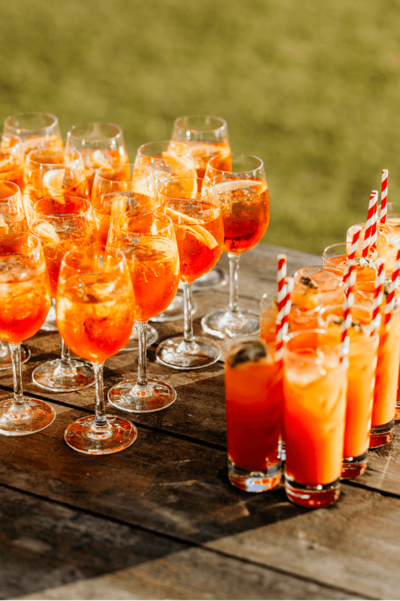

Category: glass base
[228, 459, 282, 493]
[108, 379, 177, 413]
[395, 400, 400, 422]
[185, 268, 228, 291]
[156, 336, 221, 370]
[0, 343, 31, 371]
[369, 420, 394, 448]
[32, 358, 95, 392]
[120, 324, 158, 352]
[285, 474, 341, 508]
[201, 307, 260, 339]
[0, 398, 55, 436]
[40, 301, 58, 332]
[150, 293, 197, 323]
[341, 450, 368, 479]
[64, 415, 138, 455]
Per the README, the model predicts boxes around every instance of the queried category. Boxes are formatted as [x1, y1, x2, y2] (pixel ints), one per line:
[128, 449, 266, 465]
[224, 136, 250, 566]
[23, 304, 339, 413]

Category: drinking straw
[343, 225, 362, 285]
[385, 246, 400, 326]
[370, 192, 379, 251]
[372, 259, 385, 327]
[362, 191, 379, 258]
[276, 277, 294, 362]
[341, 261, 357, 361]
[276, 254, 287, 326]
[380, 169, 388, 225]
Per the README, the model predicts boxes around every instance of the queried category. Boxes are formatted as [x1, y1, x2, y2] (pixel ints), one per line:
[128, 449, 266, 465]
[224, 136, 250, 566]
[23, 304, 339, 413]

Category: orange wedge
[42, 169, 66, 197]
[34, 222, 60, 242]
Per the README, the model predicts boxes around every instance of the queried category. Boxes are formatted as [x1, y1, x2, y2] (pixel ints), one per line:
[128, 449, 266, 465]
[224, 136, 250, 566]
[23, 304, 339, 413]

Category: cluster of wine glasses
[0, 112, 270, 455]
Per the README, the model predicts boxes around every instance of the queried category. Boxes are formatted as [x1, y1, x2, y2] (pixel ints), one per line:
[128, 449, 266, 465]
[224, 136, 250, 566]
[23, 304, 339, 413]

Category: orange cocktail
[293, 265, 344, 306]
[283, 330, 347, 507]
[3, 112, 63, 157]
[319, 305, 379, 478]
[347, 222, 400, 278]
[225, 338, 283, 492]
[323, 242, 378, 293]
[0, 135, 24, 190]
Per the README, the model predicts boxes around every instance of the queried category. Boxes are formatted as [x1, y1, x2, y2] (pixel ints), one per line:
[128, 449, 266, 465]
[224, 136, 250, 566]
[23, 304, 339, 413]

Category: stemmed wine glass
[0, 134, 24, 190]
[58, 247, 138, 454]
[0, 181, 31, 371]
[23, 147, 89, 331]
[29, 195, 96, 392]
[107, 211, 180, 412]
[202, 154, 270, 339]
[0, 233, 54, 435]
[156, 177, 224, 369]
[66, 122, 129, 194]
[3, 112, 63, 155]
[172, 115, 230, 290]
[134, 141, 197, 323]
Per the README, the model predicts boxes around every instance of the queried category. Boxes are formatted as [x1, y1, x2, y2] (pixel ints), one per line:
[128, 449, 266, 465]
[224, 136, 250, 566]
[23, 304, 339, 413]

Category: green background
[1, 0, 399, 254]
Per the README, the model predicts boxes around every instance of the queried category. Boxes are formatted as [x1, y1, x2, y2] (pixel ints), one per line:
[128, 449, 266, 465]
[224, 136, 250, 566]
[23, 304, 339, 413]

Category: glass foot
[32, 359, 95, 392]
[150, 293, 197, 323]
[285, 475, 340, 508]
[120, 324, 158, 352]
[341, 451, 368, 479]
[156, 336, 221, 370]
[40, 301, 58, 332]
[108, 379, 177, 413]
[369, 420, 394, 448]
[228, 459, 282, 493]
[0, 398, 55, 436]
[0, 343, 31, 371]
[201, 307, 260, 339]
[64, 415, 138, 455]
[183, 268, 228, 291]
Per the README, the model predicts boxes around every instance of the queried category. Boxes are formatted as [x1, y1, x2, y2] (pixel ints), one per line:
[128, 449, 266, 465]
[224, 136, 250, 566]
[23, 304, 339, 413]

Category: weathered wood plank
[1, 403, 400, 599]
[1, 487, 361, 601]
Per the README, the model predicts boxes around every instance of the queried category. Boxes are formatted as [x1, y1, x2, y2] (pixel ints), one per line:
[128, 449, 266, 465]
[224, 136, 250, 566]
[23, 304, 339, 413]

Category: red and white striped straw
[343, 225, 362, 285]
[372, 259, 385, 325]
[341, 261, 357, 361]
[362, 191, 378, 258]
[380, 169, 388, 224]
[370, 192, 379, 250]
[385, 246, 400, 326]
[276, 254, 287, 326]
[276, 277, 294, 362]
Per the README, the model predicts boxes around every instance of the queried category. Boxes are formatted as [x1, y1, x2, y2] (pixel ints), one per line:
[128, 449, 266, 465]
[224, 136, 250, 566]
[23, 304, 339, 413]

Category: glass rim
[95, 163, 153, 181]
[347, 221, 400, 243]
[110, 210, 174, 235]
[173, 115, 227, 134]
[293, 265, 344, 283]
[4, 112, 59, 134]
[158, 176, 217, 199]
[61, 245, 127, 271]
[284, 328, 344, 356]
[0, 231, 42, 255]
[67, 121, 123, 143]
[137, 140, 193, 158]
[32, 195, 92, 218]
[25, 147, 83, 167]
[318, 302, 380, 330]
[322, 241, 380, 260]
[208, 152, 264, 174]
[0, 180, 22, 201]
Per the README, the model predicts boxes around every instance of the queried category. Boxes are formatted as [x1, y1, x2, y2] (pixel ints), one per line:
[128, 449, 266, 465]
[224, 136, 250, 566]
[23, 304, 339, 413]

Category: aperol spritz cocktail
[57, 247, 138, 455]
[156, 177, 224, 370]
[322, 242, 379, 294]
[202, 154, 270, 338]
[107, 211, 180, 412]
[0, 233, 54, 435]
[3, 112, 63, 156]
[29, 195, 96, 392]
[0, 135, 24, 190]
[66, 122, 129, 193]
[347, 222, 400, 278]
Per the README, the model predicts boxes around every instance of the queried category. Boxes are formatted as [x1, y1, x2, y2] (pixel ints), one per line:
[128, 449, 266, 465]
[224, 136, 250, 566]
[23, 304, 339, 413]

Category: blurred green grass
[1, 0, 400, 254]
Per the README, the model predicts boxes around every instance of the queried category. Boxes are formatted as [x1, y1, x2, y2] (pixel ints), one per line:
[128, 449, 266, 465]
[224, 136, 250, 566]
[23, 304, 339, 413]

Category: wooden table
[1, 244, 400, 601]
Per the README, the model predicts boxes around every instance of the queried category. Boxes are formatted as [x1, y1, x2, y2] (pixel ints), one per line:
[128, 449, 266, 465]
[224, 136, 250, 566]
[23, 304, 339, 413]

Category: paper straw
[276, 254, 287, 326]
[362, 191, 378, 258]
[276, 277, 294, 362]
[343, 225, 362, 285]
[370, 192, 379, 250]
[341, 261, 357, 361]
[385, 246, 400, 326]
[380, 169, 388, 224]
[372, 259, 385, 325]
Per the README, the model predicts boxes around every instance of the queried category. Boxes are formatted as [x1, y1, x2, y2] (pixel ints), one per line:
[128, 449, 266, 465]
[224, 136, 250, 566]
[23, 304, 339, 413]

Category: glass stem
[228, 253, 241, 314]
[93, 362, 107, 428]
[137, 322, 148, 387]
[61, 338, 71, 362]
[10, 344, 24, 409]
[183, 281, 194, 343]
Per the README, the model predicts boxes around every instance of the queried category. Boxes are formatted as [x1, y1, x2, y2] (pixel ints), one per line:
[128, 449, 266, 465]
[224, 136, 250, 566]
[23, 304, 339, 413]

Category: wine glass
[172, 115, 230, 291]
[58, 247, 138, 454]
[134, 140, 197, 322]
[0, 181, 31, 371]
[66, 122, 129, 194]
[0, 134, 24, 190]
[23, 147, 89, 331]
[92, 167, 158, 350]
[29, 195, 96, 392]
[202, 154, 270, 339]
[156, 177, 224, 369]
[0, 233, 54, 435]
[3, 112, 63, 156]
[107, 211, 180, 412]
